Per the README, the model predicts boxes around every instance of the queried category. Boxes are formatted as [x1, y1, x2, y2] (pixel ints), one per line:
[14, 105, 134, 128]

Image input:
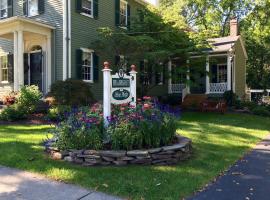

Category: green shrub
[0, 104, 27, 121]
[251, 106, 270, 117]
[47, 105, 72, 121]
[49, 79, 95, 106]
[223, 91, 238, 106]
[17, 85, 43, 114]
[0, 85, 42, 121]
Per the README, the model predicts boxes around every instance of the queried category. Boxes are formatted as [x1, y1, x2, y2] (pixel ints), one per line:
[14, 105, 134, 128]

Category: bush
[251, 106, 270, 117]
[2, 92, 17, 106]
[0, 104, 27, 121]
[223, 91, 238, 107]
[0, 85, 42, 121]
[51, 99, 180, 151]
[47, 105, 72, 121]
[49, 79, 95, 106]
[17, 85, 43, 114]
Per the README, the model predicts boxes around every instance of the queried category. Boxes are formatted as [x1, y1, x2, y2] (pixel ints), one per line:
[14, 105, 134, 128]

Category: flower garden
[45, 97, 192, 166]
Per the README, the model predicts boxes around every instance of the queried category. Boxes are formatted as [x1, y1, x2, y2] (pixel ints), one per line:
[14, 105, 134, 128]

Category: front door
[24, 51, 43, 92]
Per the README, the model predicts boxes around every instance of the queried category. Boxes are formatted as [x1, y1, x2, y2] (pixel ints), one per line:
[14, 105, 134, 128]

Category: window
[0, 55, 8, 82]
[81, 0, 93, 17]
[28, 0, 39, 16]
[81, 49, 93, 82]
[217, 64, 227, 83]
[23, 0, 44, 17]
[119, 0, 128, 27]
[0, 0, 8, 19]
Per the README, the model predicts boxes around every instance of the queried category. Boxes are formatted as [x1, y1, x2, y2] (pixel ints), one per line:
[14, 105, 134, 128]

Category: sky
[146, 0, 158, 5]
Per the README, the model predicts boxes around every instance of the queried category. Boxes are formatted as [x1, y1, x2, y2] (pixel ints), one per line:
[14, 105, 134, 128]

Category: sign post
[129, 65, 137, 107]
[102, 62, 137, 127]
[102, 62, 112, 127]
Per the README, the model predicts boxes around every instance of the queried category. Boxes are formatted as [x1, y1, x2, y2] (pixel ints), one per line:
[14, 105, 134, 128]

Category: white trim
[227, 54, 232, 91]
[63, 0, 67, 80]
[80, 12, 94, 18]
[80, 48, 94, 53]
[68, 0, 71, 79]
[238, 36, 248, 59]
[205, 56, 210, 94]
[81, 48, 94, 83]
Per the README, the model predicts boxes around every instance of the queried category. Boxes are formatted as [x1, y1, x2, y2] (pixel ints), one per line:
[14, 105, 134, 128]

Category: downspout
[68, 0, 72, 78]
[63, 0, 70, 80]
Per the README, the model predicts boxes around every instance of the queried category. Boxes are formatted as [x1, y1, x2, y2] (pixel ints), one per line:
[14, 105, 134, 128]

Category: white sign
[111, 71, 133, 105]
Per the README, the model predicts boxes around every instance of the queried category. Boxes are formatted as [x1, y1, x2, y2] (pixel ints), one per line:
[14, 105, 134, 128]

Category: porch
[0, 17, 54, 94]
[168, 53, 233, 96]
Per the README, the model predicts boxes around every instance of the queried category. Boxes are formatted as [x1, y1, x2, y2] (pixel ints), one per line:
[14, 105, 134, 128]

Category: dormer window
[23, 0, 45, 17]
[0, 0, 8, 19]
[0, 0, 12, 19]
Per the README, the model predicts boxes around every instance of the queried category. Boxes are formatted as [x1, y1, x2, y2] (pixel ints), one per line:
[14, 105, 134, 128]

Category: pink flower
[143, 96, 151, 101]
[143, 103, 152, 110]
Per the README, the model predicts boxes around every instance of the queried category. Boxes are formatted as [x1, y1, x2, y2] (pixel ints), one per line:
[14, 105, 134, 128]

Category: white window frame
[0, 54, 8, 83]
[27, 0, 39, 17]
[81, 48, 94, 83]
[119, 0, 128, 29]
[80, 0, 94, 18]
[0, 0, 8, 19]
[217, 63, 227, 83]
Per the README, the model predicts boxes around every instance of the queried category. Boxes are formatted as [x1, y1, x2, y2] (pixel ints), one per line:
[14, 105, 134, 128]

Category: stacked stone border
[45, 135, 192, 166]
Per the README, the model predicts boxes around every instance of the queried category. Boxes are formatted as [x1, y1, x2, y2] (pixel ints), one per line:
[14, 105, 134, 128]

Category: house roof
[206, 35, 248, 59]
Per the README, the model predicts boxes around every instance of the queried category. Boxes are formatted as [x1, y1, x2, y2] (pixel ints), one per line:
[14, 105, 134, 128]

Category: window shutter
[139, 60, 144, 84]
[23, 0, 28, 16]
[163, 66, 166, 84]
[76, 49, 83, 80]
[7, 54, 14, 83]
[38, 0, 45, 14]
[115, 55, 120, 67]
[7, 0, 13, 17]
[127, 4, 131, 29]
[148, 64, 153, 84]
[76, 0, 82, 13]
[93, 52, 99, 82]
[93, 0, 99, 19]
[115, 0, 120, 26]
[211, 64, 217, 83]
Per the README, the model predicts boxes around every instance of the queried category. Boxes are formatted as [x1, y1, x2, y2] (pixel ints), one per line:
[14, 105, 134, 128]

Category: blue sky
[146, 0, 157, 5]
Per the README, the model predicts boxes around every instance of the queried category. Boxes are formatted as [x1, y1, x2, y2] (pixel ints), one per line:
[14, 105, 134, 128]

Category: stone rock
[73, 158, 84, 164]
[51, 152, 62, 160]
[172, 151, 183, 158]
[151, 154, 172, 160]
[102, 156, 115, 162]
[99, 151, 126, 158]
[136, 156, 151, 159]
[130, 158, 151, 165]
[166, 158, 178, 165]
[127, 150, 149, 157]
[84, 150, 99, 155]
[100, 161, 111, 166]
[162, 143, 186, 152]
[64, 156, 73, 162]
[157, 150, 175, 155]
[77, 154, 101, 159]
[85, 158, 101, 165]
[60, 151, 70, 157]
[113, 160, 127, 166]
[117, 156, 135, 161]
[152, 159, 172, 164]
[148, 148, 162, 154]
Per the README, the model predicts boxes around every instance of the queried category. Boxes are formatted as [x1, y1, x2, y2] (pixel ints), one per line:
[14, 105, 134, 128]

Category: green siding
[70, 0, 147, 100]
[234, 39, 247, 98]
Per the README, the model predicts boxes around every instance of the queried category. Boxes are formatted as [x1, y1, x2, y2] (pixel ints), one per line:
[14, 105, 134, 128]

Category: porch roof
[207, 36, 240, 53]
[0, 16, 55, 38]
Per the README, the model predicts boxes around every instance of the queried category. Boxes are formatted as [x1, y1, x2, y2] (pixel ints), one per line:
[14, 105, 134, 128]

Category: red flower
[143, 96, 151, 101]
[143, 103, 152, 110]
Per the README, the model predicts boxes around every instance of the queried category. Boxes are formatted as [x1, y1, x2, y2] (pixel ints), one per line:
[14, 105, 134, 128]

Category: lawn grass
[0, 112, 269, 200]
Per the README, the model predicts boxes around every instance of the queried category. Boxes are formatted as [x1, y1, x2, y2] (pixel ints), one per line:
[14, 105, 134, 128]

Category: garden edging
[45, 135, 192, 166]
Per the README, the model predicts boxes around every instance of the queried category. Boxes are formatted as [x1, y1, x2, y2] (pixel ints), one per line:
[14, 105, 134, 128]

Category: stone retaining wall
[45, 135, 192, 166]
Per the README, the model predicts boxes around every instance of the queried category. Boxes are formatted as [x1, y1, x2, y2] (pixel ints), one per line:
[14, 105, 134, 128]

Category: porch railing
[170, 83, 186, 94]
[210, 82, 227, 93]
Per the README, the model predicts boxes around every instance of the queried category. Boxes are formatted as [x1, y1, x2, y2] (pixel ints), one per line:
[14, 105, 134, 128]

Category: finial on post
[131, 64, 136, 71]
[104, 61, 110, 69]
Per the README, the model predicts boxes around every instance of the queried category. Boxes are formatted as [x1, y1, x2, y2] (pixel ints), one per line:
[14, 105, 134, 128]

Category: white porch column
[206, 56, 210, 94]
[227, 54, 232, 91]
[168, 60, 172, 94]
[17, 30, 24, 88]
[13, 31, 19, 91]
[46, 36, 52, 93]
[186, 60, 190, 94]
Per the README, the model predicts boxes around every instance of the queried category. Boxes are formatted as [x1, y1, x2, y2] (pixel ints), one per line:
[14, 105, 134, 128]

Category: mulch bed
[0, 113, 52, 125]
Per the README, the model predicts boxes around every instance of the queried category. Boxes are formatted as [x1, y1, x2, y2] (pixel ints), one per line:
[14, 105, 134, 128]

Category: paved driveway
[188, 135, 270, 200]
